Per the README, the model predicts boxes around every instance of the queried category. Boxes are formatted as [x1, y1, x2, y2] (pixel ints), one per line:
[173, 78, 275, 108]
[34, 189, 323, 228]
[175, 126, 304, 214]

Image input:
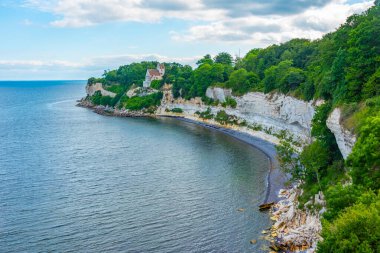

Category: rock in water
[259, 202, 274, 211]
[250, 239, 257, 244]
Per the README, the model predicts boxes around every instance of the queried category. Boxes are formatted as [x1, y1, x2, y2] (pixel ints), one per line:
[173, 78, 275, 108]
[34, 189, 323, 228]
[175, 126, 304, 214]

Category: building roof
[148, 69, 161, 76]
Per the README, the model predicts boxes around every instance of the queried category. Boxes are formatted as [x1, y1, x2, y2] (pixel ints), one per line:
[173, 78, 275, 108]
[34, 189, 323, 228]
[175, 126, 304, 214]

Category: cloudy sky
[0, 0, 374, 80]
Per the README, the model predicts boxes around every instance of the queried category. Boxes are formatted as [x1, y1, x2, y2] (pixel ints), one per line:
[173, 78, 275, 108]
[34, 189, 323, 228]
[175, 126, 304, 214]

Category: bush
[150, 80, 163, 90]
[171, 108, 183, 113]
[87, 77, 104, 85]
[202, 96, 219, 106]
[104, 85, 124, 94]
[196, 108, 214, 119]
[318, 192, 380, 253]
[215, 110, 229, 125]
[123, 92, 163, 111]
[221, 97, 237, 108]
[214, 110, 239, 125]
[227, 69, 260, 96]
[90, 91, 113, 106]
[347, 114, 380, 190]
[323, 184, 365, 221]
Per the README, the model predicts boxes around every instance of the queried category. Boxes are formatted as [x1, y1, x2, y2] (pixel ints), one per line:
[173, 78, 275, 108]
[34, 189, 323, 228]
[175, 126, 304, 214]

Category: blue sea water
[0, 81, 271, 253]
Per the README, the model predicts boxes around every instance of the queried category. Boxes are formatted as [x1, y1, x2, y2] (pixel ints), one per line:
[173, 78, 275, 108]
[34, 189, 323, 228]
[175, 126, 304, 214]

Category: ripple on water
[0, 81, 271, 253]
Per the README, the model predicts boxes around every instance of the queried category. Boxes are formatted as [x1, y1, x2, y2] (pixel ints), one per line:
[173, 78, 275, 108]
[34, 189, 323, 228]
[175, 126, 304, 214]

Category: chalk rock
[205, 87, 232, 102]
[86, 83, 117, 98]
[326, 108, 357, 159]
[159, 90, 317, 143]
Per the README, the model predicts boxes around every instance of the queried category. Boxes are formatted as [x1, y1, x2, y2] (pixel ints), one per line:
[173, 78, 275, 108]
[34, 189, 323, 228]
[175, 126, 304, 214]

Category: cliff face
[232, 92, 316, 141]
[160, 87, 358, 158]
[159, 87, 316, 143]
[86, 83, 117, 98]
[326, 108, 357, 159]
[205, 87, 232, 102]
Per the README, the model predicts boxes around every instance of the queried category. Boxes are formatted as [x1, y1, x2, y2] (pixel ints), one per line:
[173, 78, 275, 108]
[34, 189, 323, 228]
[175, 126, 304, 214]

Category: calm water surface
[0, 81, 271, 252]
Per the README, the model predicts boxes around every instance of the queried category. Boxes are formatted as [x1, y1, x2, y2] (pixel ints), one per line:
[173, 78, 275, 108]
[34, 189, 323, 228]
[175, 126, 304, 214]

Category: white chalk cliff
[159, 86, 358, 157]
[86, 83, 117, 98]
[205, 87, 232, 102]
[326, 108, 357, 159]
[159, 86, 316, 143]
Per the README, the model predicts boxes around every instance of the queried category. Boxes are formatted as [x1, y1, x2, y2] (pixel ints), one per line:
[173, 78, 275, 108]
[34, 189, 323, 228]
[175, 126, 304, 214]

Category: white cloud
[24, 0, 225, 27]
[172, 0, 373, 46]
[22, 0, 374, 46]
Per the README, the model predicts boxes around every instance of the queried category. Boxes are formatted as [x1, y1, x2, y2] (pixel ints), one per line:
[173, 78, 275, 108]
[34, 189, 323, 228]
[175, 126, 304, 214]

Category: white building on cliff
[143, 63, 165, 88]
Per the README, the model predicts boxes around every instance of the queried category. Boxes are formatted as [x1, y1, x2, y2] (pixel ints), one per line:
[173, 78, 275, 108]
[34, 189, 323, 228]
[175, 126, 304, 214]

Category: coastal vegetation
[276, 100, 380, 251]
[84, 2, 380, 251]
[120, 92, 163, 111]
[195, 108, 214, 120]
[170, 108, 183, 113]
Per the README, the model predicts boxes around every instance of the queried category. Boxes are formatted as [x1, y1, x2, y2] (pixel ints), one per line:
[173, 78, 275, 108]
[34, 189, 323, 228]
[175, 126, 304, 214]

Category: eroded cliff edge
[326, 108, 357, 159]
[158, 86, 319, 144]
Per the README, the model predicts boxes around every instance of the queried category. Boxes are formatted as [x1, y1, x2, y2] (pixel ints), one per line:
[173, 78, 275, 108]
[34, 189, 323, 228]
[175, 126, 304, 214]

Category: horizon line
[0, 80, 87, 82]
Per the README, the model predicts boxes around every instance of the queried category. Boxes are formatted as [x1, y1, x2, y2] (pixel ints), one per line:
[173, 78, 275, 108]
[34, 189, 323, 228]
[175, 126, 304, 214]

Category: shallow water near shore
[0, 81, 272, 252]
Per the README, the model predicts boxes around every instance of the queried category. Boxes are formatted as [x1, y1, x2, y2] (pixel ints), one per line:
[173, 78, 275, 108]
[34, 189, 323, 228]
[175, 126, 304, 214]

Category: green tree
[347, 114, 380, 190]
[363, 67, 380, 99]
[279, 67, 305, 93]
[215, 110, 229, 125]
[150, 80, 162, 90]
[311, 103, 341, 160]
[276, 139, 303, 181]
[196, 54, 213, 66]
[214, 52, 233, 66]
[323, 184, 365, 221]
[300, 140, 330, 190]
[227, 69, 259, 95]
[318, 192, 380, 253]
[192, 63, 213, 97]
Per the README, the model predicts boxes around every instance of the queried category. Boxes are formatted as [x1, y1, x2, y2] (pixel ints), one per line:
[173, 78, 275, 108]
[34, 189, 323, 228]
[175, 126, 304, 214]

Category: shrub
[104, 84, 124, 94]
[196, 108, 214, 119]
[221, 97, 237, 108]
[171, 108, 183, 113]
[87, 77, 104, 85]
[318, 192, 380, 253]
[150, 80, 163, 90]
[215, 110, 239, 125]
[90, 91, 113, 106]
[347, 114, 380, 190]
[323, 184, 365, 221]
[123, 92, 163, 111]
[215, 110, 229, 125]
[202, 96, 219, 106]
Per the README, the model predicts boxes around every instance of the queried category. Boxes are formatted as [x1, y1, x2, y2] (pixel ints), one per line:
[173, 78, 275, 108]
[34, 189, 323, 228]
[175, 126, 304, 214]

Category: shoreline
[78, 102, 286, 204]
[161, 116, 287, 204]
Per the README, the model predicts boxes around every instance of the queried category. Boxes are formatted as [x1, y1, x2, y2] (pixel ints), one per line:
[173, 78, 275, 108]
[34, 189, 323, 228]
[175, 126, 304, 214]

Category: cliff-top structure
[143, 63, 165, 88]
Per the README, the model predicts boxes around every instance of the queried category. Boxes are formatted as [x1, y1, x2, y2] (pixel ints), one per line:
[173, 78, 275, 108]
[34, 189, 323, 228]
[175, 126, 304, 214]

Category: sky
[0, 0, 375, 80]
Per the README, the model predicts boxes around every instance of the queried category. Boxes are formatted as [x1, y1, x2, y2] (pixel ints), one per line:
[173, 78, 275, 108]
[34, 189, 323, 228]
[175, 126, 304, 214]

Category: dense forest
[87, 2, 380, 252]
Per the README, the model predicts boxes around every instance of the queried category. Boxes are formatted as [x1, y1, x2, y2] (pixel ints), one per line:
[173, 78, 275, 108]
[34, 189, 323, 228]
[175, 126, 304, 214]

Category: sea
[0, 81, 271, 253]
